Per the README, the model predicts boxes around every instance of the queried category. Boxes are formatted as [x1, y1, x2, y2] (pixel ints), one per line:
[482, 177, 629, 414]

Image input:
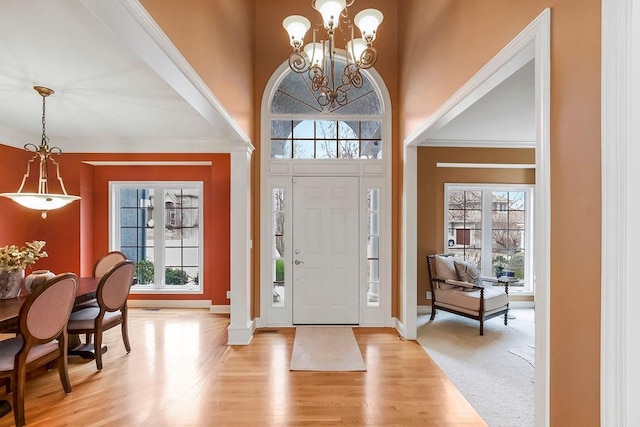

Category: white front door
[292, 176, 359, 324]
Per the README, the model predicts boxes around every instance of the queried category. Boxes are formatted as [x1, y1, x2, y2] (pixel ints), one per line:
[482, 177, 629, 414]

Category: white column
[401, 144, 418, 339]
[601, 0, 640, 424]
[227, 145, 254, 345]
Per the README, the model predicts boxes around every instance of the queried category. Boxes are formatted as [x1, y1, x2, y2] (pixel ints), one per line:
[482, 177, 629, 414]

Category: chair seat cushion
[67, 307, 122, 331]
[434, 287, 508, 313]
[0, 337, 59, 371]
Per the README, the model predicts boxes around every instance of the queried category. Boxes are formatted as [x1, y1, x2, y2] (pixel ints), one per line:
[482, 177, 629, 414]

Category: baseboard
[128, 300, 212, 309]
[395, 317, 406, 338]
[510, 301, 534, 309]
[227, 320, 255, 345]
[418, 305, 432, 314]
[210, 305, 230, 314]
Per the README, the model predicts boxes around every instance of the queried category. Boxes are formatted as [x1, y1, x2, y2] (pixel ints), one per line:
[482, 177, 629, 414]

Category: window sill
[131, 287, 203, 295]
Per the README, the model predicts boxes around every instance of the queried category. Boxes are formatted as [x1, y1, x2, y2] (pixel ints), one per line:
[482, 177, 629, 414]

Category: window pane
[315, 120, 337, 138]
[271, 139, 292, 159]
[360, 140, 381, 159]
[339, 121, 359, 138]
[339, 140, 359, 159]
[272, 187, 286, 307]
[368, 212, 379, 235]
[368, 235, 379, 258]
[293, 140, 314, 158]
[465, 191, 482, 209]
[367, 188, 381, 307]
[316, 140, 337, 158]
[293, 121, 314, 138]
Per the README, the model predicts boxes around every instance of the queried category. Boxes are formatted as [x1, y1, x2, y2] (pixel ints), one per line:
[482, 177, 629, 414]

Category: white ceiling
[0, 1, 533, 154]
[0, 0, 248, 153]
[425, 60, 535, 144]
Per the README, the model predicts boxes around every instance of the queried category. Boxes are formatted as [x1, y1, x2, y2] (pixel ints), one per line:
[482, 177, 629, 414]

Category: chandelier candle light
[283, 0, 383, 111]
[0, 86, 80, 218]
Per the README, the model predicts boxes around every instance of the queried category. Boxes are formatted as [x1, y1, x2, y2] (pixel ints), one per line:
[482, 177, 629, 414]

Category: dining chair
[75, 250, 128, 342]
[0, 273, 78, 427]
[67, 260, 134, 370]
[92, 251, 127, 278]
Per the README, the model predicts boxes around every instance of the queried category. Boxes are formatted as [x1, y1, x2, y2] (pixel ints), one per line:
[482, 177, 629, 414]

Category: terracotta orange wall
[253, 0, 400, 317]
[0, 149, 231, 305]
[140, 0, 255, 139]
[417, 147, 535, 305]
[400, 1, 601, 425]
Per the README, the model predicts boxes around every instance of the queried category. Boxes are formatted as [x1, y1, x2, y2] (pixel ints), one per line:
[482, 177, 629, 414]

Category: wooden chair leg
[504, 310, 508, 326]
[13, 362, 26, 427]
[479, 318, 484, 336]
[94, 328, 104, 371]
[58, 337, 72, 393]
[122, 307, 131, 353]
[430, 306, 436, 321]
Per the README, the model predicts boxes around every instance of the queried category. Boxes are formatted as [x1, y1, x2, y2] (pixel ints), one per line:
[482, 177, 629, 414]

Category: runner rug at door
[290, 327, 366, 371]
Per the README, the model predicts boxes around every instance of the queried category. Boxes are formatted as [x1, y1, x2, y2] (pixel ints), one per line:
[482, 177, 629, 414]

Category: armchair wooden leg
[430, 306, 436, 321]
[479, 319, 484, 336]
[504, 310, 508, 326]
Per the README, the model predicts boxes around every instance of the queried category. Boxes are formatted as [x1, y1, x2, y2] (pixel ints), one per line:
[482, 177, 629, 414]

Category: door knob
[294, 260, 304, 265]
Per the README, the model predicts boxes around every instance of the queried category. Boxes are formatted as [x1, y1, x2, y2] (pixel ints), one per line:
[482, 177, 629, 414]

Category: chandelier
[0, 86, 80, 218]
[282, 0, 383, 111]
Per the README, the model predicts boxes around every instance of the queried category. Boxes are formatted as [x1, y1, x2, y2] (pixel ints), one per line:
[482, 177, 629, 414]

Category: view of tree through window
[270, 120, 382, 159]
[446, 186, 532, 290]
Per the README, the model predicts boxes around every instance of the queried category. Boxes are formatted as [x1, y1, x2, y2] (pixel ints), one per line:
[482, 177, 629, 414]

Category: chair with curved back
[93, 250, 127, 278]
[76, 251, 128, 342]
[0, 273, 78, 427]
[67, 260, 134, 370]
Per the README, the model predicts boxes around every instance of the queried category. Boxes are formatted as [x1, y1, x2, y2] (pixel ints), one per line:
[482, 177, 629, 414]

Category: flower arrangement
[0, 241, 48, 272]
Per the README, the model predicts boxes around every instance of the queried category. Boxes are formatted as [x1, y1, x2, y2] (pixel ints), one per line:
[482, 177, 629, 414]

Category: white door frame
[601, 0, 640, 424]
[258, 61, 393, 329]
[401, 9, 551, 426]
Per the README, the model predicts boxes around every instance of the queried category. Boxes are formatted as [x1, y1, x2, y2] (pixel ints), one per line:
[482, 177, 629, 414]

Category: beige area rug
[418, 308, 535, 427]
[290, 327, 366, 371]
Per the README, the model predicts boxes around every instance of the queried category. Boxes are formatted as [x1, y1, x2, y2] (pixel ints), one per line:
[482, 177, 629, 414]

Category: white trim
[84, 161, 213, 166]
[421, 139, 536, 148]
[128, 300, 211, 309]
[436, 162, 535, 169]
[417, 305, 432, 315]
[601, 0, 640, 424]
[209, 305, 231, 314]
[228, 148, 253, 345]
[227, 320, 256, 346]
[402, 9, 550, 427]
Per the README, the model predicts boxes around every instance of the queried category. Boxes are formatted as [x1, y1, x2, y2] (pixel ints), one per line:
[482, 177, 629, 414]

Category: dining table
[0, 276, 106, 359]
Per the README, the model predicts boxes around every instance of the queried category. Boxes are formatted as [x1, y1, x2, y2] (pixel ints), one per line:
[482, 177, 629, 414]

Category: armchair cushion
[434, 255, 459, 289]
[454, 258, 482, 286]
[434, 287, 508, 315]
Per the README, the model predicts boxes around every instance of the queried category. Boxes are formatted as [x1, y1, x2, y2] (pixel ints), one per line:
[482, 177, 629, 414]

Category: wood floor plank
[0, 309, 486, 426]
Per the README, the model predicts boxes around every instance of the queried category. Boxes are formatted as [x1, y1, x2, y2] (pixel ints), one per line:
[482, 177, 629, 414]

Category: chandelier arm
[14, 155, 38, 194]
[289, 52, 309, 74]
[48, 155, 71, 196]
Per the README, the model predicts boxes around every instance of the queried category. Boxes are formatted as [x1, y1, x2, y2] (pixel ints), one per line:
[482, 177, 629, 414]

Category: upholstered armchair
[426, 254, 511, 335]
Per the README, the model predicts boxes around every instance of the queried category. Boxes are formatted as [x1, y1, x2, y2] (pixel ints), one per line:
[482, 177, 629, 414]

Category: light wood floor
[0, 309, 486, 426]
